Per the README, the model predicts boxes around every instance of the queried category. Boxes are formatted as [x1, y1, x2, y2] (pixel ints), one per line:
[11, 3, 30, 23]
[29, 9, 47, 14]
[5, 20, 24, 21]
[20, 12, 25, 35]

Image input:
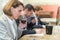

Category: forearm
[17, 27, 23, 38]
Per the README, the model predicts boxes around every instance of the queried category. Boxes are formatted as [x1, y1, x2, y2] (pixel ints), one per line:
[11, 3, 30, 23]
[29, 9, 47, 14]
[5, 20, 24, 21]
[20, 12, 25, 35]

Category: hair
[34, 6, 43, 11]
[3, 0, 24, 16]
[24, 4, 34, 11]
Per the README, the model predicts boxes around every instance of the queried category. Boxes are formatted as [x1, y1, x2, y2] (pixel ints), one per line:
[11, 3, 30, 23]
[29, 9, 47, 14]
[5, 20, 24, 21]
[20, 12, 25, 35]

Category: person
[23, 4, 45, 30]
[0, 0, 25, 40]
[23, 4, 36, 30]
[20, 4, 42, 37]
[34, 6, 47, 25]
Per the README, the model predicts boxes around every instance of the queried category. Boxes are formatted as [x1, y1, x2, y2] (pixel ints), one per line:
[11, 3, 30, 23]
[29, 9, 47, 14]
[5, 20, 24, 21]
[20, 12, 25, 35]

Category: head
[24, 4, 34, 17]
[34, 6, 43, 16]
[3, 0, 24, 19]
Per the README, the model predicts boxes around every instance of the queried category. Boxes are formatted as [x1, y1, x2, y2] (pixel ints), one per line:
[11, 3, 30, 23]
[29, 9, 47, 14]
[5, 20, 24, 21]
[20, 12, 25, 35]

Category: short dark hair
[24, 4, 34, 11]
[3, 0, 24, 16]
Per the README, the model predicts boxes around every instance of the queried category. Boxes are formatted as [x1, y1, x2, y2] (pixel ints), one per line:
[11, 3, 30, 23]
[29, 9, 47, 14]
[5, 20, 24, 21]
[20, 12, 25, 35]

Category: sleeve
[17, 26, 23, 38]
[27, 17, 33, 24]
[0, 22, 13, 40]
[27, 17, 35, 30]
[21, 30, 36, 37]
[15, 19, 23, 38]
[38, 17, 46, 25]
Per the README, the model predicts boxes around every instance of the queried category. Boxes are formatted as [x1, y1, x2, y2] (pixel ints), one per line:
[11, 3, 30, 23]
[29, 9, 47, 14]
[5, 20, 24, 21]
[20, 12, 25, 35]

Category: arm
[21, 30, 36, 37]
[17, 26, 23, 38]
[27, 17, 36, 30]
[17, 21, 27, 38]
[0, 21, 13, 40]
[38, 17, 46, 25]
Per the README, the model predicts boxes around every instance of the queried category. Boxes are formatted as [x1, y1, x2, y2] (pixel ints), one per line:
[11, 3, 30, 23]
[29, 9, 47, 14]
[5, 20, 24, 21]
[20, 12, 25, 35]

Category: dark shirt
[27, 15, 49, 30]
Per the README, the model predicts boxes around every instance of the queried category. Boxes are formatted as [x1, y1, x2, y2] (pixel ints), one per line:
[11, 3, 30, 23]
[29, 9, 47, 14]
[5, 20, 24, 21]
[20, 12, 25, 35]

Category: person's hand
[35, 29, 43, 34]
[19, 21, 27, 29]
[32, 18, 36, 24]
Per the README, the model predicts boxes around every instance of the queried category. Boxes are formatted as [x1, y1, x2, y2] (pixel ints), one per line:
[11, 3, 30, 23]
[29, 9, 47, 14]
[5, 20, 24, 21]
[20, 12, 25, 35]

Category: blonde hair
[3, 0, 24, 16]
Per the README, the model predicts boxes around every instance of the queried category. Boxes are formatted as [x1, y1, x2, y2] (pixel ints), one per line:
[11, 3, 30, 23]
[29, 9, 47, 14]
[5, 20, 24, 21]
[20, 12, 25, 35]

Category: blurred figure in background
[34, 6, 47, 25]
[34, 6, 43, 17]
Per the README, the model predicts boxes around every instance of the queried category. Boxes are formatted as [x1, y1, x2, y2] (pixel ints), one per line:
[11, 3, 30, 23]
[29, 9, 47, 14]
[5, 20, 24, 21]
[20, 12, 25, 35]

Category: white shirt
[5, 15, 16, 39]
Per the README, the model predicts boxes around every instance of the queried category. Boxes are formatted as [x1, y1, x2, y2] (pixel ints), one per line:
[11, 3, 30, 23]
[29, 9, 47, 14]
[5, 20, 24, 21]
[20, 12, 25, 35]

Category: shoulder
[0, 14, 9, 26]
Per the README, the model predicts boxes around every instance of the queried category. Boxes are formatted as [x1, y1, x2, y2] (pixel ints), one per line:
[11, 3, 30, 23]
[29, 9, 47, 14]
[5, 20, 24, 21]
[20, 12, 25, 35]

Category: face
[11, 5, 24, 19]
[35, 10, 40, 16]
[24, 9, 33, 17]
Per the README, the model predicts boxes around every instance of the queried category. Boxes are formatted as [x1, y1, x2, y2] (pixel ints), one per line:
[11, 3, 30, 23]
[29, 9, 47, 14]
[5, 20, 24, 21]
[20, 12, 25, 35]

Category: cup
[46, 25, 53, 35]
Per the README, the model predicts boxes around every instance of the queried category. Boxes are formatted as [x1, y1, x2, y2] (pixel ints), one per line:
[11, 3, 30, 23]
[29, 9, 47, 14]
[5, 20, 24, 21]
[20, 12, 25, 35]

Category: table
[19, 26, 60, 40]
